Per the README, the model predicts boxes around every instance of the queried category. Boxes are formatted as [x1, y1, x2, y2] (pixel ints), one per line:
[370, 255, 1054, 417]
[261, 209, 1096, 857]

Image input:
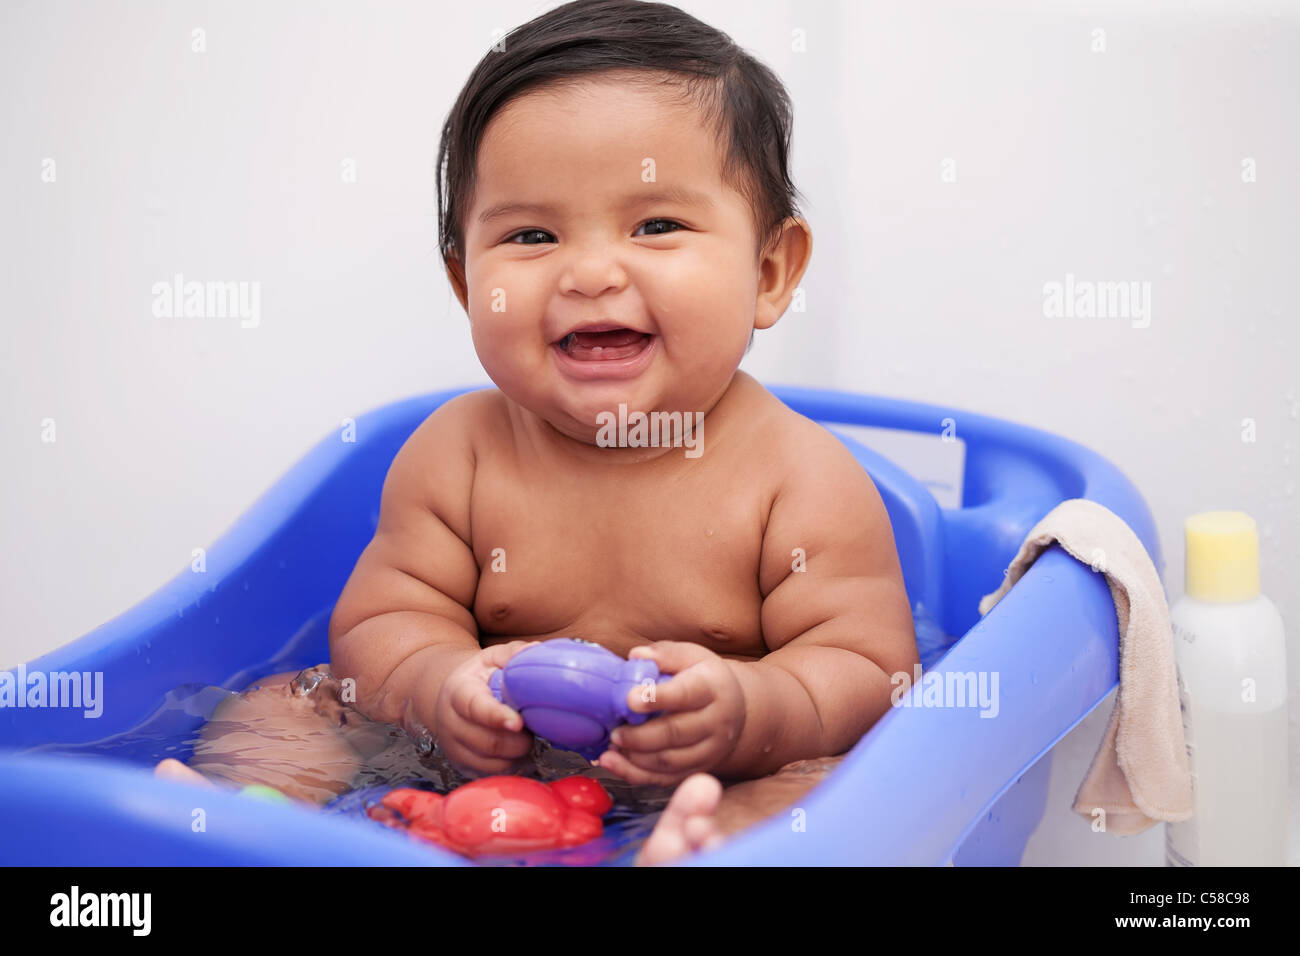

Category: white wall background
[2, 0, 1296, 865]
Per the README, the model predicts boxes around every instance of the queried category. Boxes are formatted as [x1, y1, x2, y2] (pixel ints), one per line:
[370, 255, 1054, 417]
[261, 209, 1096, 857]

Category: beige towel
[977, 498, 1193, 835]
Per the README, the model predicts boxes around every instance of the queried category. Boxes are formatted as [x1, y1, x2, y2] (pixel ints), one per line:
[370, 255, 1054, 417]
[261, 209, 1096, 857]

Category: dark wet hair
[435, 0, 804, 267]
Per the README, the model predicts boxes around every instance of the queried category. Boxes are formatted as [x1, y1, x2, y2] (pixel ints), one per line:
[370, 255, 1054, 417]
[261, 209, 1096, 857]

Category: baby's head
[437, 0, 811, 446]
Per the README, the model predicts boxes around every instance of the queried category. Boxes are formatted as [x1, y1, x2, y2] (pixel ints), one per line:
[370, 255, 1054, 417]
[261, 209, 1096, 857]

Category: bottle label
[1170, 822, 1196, 868]
[1164, 661, 1199, 866]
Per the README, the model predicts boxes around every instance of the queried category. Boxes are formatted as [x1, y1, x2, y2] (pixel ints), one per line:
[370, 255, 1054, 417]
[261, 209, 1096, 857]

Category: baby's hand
[595, 642, 746, 787]
[434, 641, 538, 777]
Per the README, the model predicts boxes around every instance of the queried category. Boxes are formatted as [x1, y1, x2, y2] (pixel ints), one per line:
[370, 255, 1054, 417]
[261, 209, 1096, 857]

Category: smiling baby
[157, 0, 918, 863]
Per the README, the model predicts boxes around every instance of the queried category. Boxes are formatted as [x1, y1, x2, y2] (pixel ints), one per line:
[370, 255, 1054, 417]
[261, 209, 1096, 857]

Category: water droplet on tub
[1031, 672, 1039, 685]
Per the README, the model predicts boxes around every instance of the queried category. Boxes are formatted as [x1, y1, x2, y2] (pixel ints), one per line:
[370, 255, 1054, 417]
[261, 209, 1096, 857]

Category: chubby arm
[327, 394, 484, 739]
[713, 426, 919, 779]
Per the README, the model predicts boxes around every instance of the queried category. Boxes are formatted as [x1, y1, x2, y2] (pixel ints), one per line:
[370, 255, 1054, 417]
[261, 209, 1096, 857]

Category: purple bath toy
[488, 638, 668, 760]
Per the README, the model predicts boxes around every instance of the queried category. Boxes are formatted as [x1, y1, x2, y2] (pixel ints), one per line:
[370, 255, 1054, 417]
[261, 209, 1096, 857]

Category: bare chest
[468, 462, 767, 659]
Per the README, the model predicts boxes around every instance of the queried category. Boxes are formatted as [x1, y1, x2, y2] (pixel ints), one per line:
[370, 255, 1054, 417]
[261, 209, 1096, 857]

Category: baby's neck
[512, 371, 755, 467]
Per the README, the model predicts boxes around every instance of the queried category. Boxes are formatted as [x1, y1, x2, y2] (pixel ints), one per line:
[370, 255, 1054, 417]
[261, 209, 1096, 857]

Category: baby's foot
[635, 772, 726, 866]
[154, 757, 215, 788]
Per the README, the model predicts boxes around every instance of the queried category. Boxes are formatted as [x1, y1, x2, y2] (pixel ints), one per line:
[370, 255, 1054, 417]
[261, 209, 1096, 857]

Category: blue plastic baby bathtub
[0, 385, 1160, 866]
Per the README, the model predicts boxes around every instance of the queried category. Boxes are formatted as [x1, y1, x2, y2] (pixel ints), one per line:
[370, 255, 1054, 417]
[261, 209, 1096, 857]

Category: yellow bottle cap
[1184, 511, 1259, 602]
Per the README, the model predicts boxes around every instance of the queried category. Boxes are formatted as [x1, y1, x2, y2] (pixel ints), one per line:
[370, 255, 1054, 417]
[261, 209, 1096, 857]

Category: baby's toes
[682, 812, 725, 853]
[154, 758, 215, 788]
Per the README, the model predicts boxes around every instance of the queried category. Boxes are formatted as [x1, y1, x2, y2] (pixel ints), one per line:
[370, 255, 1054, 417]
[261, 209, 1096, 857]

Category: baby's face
[452, 75, 768, 444]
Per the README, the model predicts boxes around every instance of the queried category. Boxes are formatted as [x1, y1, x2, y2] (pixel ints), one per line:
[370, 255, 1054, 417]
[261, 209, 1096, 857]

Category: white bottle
[1165, 511, 1289, 866]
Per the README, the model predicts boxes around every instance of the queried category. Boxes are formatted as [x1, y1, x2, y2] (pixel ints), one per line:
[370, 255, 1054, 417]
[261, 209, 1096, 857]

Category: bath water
[27, 604, 954, 866]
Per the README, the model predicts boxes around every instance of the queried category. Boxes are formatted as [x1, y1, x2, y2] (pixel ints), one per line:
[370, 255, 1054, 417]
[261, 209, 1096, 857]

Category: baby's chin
[484, 357, 721, 445]
[543, 373, 670, 427]
[550, 390, 663, 444]
[535, 386, 692, 448]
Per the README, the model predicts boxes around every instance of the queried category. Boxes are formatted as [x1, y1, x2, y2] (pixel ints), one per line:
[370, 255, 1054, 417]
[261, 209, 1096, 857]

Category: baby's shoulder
[385, 388, 506, 509]
[742, 381, 865, 481]
[404, 387, 506, 454]
[745, 389, 892, 566]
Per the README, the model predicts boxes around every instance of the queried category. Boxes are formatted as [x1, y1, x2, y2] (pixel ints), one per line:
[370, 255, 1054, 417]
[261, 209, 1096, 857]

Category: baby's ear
[445, 255, 470, 312]
[754, 216, 813, 331]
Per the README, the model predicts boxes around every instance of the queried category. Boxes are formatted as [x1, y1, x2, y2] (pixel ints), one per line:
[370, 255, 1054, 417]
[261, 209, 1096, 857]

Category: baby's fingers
[479, 640, 541, 671]
[596, 740, 713, 787]
[452, 718, 534, 764]
[594, 747, 680, 787]
[451, 676, 523, 731]
[626, 667, 711, 715]
[620, 736, 717, 775]
[611, 709, 712, 754]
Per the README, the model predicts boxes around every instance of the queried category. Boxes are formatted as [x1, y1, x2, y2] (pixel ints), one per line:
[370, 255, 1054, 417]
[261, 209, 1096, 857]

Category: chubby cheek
[466, 268, 548, 370]
[650, 258, 754, 371]
[470, 314, 547, 404]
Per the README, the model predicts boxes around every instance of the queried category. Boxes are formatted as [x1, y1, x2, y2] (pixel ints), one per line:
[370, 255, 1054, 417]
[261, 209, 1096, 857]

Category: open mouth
[553, 327, 653, 362]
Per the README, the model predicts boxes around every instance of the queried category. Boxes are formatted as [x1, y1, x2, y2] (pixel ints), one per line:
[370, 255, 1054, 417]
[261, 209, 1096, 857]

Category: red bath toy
[367, 775, 614, 857]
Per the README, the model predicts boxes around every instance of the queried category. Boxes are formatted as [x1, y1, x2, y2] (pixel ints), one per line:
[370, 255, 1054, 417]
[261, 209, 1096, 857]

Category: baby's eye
[635, 219, 683, 237]
[505, 229, 556, 245]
